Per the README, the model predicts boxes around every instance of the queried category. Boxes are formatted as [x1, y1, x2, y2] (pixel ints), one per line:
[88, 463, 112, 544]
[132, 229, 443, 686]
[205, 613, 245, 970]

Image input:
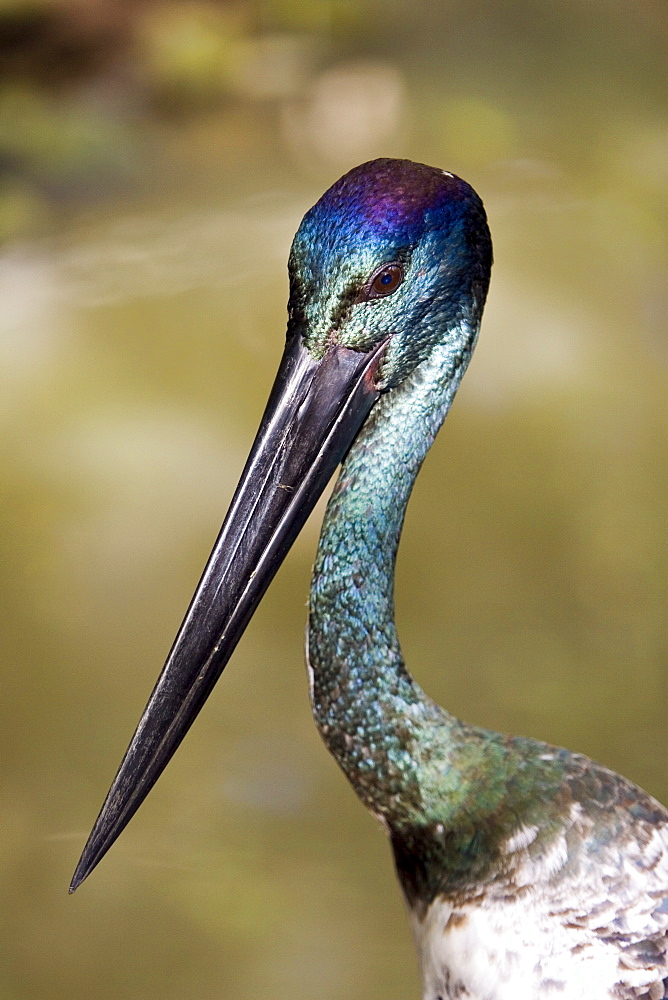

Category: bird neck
[307, 328, 476, 826]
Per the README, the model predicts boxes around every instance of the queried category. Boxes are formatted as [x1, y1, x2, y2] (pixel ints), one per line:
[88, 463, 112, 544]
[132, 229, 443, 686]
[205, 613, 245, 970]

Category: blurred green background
[0, 1, 666, 997]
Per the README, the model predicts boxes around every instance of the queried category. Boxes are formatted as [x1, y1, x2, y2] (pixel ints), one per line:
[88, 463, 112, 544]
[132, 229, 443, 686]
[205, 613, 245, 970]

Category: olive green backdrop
[0, 2, 666, 997]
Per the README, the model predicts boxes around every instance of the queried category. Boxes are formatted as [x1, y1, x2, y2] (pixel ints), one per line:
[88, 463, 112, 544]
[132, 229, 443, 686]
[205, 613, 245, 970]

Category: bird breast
[410, 890, 666, 1000]
[407, 808, 668, 1000]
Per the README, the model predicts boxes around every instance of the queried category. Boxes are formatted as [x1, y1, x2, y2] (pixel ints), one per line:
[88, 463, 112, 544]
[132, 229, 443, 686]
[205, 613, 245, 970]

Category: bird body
[73, 159, 668, 999]
[402, 745, 668, 1000]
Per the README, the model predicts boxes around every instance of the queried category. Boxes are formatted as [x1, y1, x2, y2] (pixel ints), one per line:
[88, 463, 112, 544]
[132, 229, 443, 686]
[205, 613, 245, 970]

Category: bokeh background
[1, 1, 666, 997]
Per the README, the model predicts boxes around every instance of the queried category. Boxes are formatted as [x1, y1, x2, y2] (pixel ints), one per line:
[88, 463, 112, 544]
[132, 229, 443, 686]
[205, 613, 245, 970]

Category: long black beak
[70, 332, 387, 892]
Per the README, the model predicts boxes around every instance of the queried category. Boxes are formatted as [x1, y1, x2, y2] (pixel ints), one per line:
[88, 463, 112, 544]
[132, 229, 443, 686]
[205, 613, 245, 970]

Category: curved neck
[307, 328, 477, 824]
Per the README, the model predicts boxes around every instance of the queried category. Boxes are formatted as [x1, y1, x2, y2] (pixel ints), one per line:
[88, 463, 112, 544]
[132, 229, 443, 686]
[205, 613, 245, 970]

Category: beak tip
[70, 842, 99, 893]
[69, 863, 86, 894]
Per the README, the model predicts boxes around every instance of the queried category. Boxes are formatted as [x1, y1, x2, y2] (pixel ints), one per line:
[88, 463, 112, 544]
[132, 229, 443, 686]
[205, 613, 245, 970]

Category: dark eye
[364, 263, 403, 300]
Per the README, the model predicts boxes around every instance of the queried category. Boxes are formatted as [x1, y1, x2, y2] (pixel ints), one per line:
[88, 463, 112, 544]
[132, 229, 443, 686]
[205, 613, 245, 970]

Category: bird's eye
[364, 263, 403, 300]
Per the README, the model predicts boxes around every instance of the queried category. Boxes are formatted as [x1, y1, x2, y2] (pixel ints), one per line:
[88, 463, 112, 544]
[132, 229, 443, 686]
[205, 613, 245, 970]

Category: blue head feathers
[288, 158, 492, 385]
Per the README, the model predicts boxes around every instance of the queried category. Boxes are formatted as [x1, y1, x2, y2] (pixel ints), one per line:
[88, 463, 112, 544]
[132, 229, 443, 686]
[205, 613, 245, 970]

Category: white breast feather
[407, 804, 668, 1000]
